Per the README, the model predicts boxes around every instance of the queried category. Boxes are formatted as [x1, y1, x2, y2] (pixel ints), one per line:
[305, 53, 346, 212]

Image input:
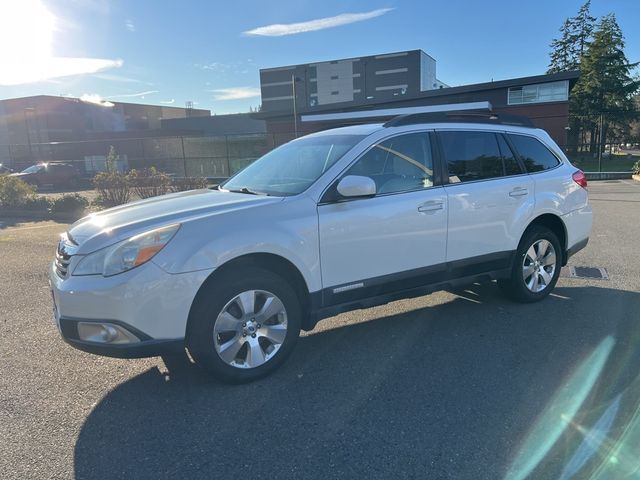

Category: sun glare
[0, 0, 121, 86]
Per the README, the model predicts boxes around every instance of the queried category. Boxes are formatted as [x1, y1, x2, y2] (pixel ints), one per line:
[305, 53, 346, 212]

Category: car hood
[67, 189, 283, 254]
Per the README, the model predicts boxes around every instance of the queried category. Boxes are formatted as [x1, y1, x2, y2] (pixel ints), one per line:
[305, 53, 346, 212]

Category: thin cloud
[0, 0, 122, 85]
[107, 90, 159, 99]
[211, 87, 260, 101]
[125, 19, 136, 32]
[160, 99, 175, 104]
[196, 62, 230, 72]
[243, 8, 393, 36]
[93, 73, 145, 83]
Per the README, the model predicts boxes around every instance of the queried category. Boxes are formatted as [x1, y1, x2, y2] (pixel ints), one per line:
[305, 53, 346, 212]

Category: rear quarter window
[507, 134, 561, 172]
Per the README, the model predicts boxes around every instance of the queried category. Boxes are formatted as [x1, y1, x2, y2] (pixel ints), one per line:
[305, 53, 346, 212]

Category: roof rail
[383, 111, 535, 128]
[300, 101, 492, 123]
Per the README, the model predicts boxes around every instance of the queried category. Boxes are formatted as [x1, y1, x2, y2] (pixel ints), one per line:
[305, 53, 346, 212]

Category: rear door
[317, 131, 448, 305]
[438, 129, 534, 270]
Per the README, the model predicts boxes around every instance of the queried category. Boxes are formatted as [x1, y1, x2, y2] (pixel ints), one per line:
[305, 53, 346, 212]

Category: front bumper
[58, 317, 186, 358]
[49, 260, 213, 358]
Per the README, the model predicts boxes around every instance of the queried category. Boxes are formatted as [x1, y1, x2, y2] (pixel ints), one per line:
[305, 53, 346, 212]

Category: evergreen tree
[548, 19, 579, 73]
[571, 14, 640, 153]
[573, 1, 596, 59]
[547, 1, 596, 73]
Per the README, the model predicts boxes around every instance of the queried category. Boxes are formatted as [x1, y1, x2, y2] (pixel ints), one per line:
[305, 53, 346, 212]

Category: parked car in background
[50, 112, 592, 383]
[10, 163, 79, 189]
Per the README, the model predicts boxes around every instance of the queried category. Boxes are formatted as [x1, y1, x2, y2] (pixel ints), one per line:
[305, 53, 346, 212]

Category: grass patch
[568, 154, 638, 172]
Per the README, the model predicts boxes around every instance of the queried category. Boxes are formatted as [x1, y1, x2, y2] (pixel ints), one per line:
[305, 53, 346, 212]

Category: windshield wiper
[227, 187, 268, 196]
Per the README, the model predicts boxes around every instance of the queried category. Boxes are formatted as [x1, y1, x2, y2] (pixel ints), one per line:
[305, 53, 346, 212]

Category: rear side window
[507, 134, 560, 172]
[439, 131, 503, 183]
[497, 135, 522, 176]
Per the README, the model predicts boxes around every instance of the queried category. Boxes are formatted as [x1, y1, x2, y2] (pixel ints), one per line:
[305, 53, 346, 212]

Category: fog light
[77, 322, 141, 344]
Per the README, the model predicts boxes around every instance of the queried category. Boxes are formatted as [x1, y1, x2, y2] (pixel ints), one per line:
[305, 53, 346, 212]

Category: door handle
[509, 187, 528, 198]
[418, 200, 444, 213]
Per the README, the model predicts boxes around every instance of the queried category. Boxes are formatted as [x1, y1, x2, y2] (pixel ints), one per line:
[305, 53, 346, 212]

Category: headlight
[73, 224, 180, 277]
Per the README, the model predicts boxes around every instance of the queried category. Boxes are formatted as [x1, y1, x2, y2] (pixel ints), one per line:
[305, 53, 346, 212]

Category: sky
[0, 0, 638, 114]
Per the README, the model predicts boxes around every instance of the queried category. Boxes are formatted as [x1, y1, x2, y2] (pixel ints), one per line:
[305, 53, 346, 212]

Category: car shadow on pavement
[74, 284, 640, 480]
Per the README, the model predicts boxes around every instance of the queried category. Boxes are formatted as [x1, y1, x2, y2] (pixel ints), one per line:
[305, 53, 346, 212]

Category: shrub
[129, 167, 172, 199]
[23, 196, 52, 212]
[93, 171, 131, 207]
[50, 193, 89, 218]
[0, 176, 37, 208]
[171, 176, 209, 192]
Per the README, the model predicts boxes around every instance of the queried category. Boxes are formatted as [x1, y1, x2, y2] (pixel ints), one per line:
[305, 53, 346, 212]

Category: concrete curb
[584, 172, 632, 181]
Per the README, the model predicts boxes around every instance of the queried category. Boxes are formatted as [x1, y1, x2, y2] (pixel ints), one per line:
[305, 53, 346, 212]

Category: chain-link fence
[0, 132, 298, 179]
[0, 111, 637, 179]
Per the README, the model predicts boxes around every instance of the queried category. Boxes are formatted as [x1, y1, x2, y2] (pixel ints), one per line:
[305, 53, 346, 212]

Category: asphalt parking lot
[1, 180, 640, 479]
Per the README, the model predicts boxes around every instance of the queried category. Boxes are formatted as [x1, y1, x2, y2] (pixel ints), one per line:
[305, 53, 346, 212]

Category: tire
[187, 267, 301, 383]
[499, 226, 562, 303]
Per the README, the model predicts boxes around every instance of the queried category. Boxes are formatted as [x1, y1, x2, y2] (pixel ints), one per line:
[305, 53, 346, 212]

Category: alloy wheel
[522, 239, 557, 293]
[213, 289, 288, 369]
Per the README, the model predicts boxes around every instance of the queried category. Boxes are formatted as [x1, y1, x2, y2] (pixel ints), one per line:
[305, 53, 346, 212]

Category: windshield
[21, 165, 44, 174]
[222, 134, 364, 196]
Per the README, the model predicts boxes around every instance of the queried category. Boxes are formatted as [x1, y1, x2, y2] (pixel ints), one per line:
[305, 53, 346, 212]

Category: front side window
[508, 134, 560, 172]
[439, 131, 504, 183]
[345, 132, 433, 194]
[222, 134, 364, 196]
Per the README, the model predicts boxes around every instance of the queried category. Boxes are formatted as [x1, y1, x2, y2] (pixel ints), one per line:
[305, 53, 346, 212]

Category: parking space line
[0, 223, 64, 232]
[621, 179, 639, 187]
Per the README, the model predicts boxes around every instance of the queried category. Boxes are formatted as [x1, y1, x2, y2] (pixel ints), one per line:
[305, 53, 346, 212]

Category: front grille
[55, 249, 71, 278]
[54, 234, 78, 279]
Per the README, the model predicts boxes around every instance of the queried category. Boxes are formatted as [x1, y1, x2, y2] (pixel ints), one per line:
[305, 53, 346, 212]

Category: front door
[318, 131, 448, 305]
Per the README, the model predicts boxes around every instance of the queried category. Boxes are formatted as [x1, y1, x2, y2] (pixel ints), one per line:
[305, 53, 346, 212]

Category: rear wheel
[499, 226, 562, 303]
[187, 267, 301, 383]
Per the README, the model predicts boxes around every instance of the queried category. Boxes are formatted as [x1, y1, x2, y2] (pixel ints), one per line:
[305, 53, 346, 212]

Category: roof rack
[298, 101, 535, 128]
[300, 101, 493, 123]
[383, 111, 535, 128]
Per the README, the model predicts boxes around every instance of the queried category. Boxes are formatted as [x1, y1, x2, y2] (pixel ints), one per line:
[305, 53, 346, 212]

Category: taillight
[572, 170, 587, 189]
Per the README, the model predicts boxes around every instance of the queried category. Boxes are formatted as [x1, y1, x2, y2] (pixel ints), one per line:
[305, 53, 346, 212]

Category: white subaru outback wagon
[50, 112, 592, 383]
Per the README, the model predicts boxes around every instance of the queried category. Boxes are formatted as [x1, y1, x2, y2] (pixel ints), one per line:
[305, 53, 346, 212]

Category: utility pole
[180, 136, 187, 177]
[23, 108, 34, 162]
[598, 113, 604, 173]
[291, 74, 298, 138]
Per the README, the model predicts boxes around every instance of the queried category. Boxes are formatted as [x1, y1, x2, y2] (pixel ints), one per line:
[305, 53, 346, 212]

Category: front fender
[151, 196, 322, 293]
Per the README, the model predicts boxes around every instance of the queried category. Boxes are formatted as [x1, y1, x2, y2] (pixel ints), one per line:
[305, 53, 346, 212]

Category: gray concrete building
[259, 49, 448, 114]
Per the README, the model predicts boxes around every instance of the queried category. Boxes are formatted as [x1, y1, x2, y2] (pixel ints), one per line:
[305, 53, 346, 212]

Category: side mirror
[336, 175, 376, 198]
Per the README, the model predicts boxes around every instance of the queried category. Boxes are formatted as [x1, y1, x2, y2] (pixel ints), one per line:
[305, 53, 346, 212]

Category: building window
[507, 80, 569, 105]
[331, 91, 339, 95]
[330, 75, 339, 80]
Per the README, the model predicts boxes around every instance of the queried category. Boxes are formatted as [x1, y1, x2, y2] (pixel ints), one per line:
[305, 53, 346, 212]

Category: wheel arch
[523, 213, 568, 265]
[186, 252, 313, 338]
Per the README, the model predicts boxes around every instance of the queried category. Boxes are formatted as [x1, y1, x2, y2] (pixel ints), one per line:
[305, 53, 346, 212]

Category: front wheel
[187, 267, 301, 383]
[499, 226, 562, 303]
